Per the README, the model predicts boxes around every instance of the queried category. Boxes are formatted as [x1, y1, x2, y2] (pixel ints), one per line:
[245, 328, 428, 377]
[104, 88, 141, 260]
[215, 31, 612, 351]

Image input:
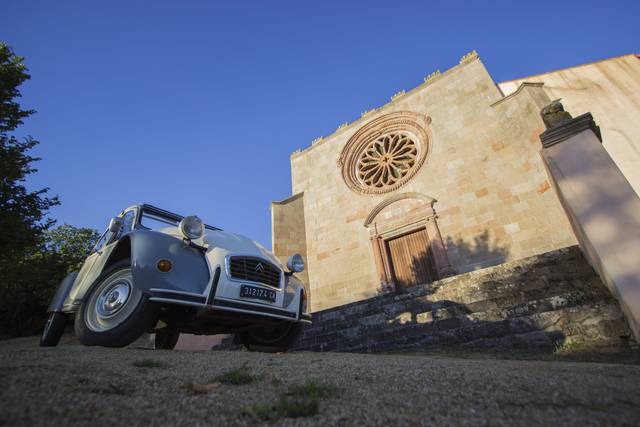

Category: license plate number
[240, 285, 276, 303]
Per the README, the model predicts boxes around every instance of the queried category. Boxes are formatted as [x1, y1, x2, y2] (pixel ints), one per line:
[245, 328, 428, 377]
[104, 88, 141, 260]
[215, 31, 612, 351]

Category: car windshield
[138, 204, 221, 231]
[140, 210, 179, 231]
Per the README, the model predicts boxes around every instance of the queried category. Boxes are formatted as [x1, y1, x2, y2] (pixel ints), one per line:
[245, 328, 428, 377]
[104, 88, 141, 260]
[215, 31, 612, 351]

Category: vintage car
[40, 204, 311, 352]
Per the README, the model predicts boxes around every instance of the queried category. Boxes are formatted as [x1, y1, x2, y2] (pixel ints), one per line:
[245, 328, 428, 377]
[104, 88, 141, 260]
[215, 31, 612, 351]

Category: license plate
[240, 285, 276, 303]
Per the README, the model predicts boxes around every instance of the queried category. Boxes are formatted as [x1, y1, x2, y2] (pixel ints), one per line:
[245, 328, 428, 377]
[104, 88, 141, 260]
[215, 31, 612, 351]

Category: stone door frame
[364, 192, 456, 292]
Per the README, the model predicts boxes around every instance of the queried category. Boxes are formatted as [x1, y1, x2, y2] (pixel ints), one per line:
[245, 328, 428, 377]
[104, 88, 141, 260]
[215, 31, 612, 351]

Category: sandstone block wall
[274, 56, 577, 312]
[270, 192, 310, 303]
[499, 54, 640, 197]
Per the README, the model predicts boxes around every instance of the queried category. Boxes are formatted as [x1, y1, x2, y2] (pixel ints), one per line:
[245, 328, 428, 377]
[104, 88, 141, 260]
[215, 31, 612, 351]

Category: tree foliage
[0, 224, 99, 337]
[45, 224, 100, 273]
[0, 42, 83, 337]
[0, 42, 59, 263]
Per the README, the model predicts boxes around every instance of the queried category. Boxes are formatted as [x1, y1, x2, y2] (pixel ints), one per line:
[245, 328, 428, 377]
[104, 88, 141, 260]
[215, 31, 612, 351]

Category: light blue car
[41, 204, 310, 352]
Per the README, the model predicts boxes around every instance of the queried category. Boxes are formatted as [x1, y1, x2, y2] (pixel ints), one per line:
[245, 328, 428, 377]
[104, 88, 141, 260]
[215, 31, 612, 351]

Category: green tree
[45, 224, 100, 273]
[0, 42, 59, 264]
[0, 224, 99, 337]
[0, 42, 66, 337]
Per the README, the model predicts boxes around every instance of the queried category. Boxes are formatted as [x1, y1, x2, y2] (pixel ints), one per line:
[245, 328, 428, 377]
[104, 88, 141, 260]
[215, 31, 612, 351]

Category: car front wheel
[75, 260, 159, 348]
[238, 321, 303, 353]
[40, 312, 67, 347]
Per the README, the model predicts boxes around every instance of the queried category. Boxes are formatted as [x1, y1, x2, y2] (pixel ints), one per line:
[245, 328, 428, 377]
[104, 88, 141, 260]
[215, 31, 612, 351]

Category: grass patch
[132, 359, 168, 369]
[248, 397, 319, 421]
[244, 379, 338, 421]
[285, 379, 339, 399]
[215, 366, 256, 385]
[248, 402, 280, 422]
[278, 396, 319, 418]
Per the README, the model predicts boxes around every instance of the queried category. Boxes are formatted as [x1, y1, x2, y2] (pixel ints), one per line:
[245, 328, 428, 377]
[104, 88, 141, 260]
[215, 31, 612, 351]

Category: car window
[140, 211, 178, 230]
[117, 210, 136, 238]
[92, 229, 114, 254]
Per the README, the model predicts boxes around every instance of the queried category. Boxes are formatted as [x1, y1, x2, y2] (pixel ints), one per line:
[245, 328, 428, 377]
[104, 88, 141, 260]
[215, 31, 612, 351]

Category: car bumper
[147, 288, 312, 324]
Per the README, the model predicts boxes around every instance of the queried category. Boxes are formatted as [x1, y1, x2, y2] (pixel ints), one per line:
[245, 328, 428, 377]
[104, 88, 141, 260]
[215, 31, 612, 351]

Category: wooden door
[386, 228, 437, 290]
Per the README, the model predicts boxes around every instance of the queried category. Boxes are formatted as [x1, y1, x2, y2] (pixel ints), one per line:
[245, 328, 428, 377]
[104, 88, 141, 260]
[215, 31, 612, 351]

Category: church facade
[271, 51, 640, 313]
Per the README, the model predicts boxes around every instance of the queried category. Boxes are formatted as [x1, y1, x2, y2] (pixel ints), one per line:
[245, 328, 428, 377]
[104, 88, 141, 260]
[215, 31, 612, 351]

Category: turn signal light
[157, 259, 173, 273]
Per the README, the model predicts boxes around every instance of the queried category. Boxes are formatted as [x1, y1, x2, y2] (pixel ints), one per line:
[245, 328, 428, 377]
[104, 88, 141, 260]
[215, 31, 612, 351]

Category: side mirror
[286, 254, 305, 273]
[108, 217, 123, 233]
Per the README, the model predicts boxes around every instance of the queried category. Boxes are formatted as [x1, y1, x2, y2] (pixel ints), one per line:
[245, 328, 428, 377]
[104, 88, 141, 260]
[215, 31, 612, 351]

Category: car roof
[124, 203, 222, 231]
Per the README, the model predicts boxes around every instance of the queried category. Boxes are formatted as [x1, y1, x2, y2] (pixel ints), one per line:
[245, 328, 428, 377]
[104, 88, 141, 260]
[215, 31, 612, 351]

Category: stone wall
[292, 246, 632, 353]
[275, 53, 577, 312]
[499, 54, 640, 197]
[271, 192, 310, 303]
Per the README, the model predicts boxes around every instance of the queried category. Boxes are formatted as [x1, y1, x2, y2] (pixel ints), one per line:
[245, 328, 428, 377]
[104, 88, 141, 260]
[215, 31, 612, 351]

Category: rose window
[339, 111, 431, 195]
[356, 133, 418, 189]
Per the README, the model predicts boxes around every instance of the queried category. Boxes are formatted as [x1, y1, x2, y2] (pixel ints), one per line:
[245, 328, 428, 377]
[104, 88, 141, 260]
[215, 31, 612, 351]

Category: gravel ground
[1, 336, 639, 426]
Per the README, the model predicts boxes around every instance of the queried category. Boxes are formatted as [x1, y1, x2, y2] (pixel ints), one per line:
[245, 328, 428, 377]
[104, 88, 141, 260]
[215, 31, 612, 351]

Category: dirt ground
[1, 335, 639, 426]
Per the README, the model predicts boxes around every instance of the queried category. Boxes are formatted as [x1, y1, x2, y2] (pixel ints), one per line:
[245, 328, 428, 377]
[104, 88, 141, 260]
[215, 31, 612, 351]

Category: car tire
[75, 260, 159, 348]
[238, 321, 303, 353]
[40, 312, 68, 347]
[155, 330, 180, 350]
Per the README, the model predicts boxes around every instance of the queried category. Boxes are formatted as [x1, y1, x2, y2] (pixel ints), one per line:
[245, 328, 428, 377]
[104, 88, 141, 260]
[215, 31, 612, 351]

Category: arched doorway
[364, 192, 455, 291]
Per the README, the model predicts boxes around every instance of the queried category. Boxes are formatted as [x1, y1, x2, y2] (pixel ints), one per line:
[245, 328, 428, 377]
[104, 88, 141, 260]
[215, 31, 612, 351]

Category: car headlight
[179, 215, 204, 240]
[286, 253, 305, 273]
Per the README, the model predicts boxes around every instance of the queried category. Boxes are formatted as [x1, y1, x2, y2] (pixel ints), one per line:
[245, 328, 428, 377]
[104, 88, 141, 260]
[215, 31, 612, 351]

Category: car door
[68, 209, 137, 304]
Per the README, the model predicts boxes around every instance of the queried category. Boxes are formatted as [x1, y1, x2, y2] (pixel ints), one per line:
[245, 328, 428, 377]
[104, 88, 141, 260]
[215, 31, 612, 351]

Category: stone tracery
[357, 132, 418, 189]
[338, 111, 431, 195]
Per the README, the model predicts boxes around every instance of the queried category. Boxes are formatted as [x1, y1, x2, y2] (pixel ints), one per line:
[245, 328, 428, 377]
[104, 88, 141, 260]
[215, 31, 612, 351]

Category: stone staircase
[291, 246, 633, 353]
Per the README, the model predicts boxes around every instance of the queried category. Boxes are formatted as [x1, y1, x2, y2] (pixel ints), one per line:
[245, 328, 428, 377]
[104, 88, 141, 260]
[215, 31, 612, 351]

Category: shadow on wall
[444, 230, 510, 273]
[389, 229, 511, 290]
[376, 232, 560, 350]
[382, 298, 567, 352]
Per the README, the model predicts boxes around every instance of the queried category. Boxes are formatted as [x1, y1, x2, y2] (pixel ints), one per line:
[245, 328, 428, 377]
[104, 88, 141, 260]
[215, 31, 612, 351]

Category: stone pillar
[539, 100, 640, 341]
[424, 213, 456, 278]
[369, 228, 391, 292]
[380, 239, 396, 291]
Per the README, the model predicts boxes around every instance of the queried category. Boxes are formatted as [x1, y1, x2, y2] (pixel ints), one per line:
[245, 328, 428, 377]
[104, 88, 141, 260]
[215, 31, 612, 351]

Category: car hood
[203, 229, 283, 268]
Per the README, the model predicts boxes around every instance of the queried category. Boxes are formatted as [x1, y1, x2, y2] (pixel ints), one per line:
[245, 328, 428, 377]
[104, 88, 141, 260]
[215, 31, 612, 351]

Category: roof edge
[271, 192, 304, 207]
[490, 82, 545, 108]
[498, 53, 638, 85]
[291, 50, 483, 159]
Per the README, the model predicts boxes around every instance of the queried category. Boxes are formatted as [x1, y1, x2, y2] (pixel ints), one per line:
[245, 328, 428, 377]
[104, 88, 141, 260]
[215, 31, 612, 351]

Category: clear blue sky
[3, 0, 638, 247]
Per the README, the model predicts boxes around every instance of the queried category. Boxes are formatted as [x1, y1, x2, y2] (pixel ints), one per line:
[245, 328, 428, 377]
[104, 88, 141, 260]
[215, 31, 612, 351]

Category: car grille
[228, 256, 282, 288]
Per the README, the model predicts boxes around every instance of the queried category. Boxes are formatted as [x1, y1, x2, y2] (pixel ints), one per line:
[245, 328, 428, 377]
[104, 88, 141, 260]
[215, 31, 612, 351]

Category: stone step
[299, 304, 628, 353]
[431, 274, 608, 307]
[300, 287, 605, 339]
[295, 290, 629, 351]
[311, 247, 604, 326]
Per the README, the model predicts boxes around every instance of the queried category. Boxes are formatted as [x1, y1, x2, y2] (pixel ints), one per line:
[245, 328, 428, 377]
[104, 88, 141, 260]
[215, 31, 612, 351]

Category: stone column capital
[539, 101, 602, 148]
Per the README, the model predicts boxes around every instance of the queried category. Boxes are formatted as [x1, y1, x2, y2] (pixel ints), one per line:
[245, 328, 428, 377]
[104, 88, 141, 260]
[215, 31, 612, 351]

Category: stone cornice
[270, 192, 304, 207]
[490, 82, 544, 108]
[539, 112, 602, 148]
[290, 51, 483, 159]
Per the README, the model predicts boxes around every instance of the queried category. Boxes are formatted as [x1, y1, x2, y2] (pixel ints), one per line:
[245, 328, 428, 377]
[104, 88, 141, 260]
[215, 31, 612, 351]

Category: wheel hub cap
[97, 282, 131, 317]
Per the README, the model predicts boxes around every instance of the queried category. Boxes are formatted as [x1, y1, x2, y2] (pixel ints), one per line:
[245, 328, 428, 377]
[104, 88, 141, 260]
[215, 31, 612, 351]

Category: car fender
[284, 274, 309, 317]
[65, 240, 120, 308]
[129, 230, 210, 295]
[47, 271, 79, 313]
